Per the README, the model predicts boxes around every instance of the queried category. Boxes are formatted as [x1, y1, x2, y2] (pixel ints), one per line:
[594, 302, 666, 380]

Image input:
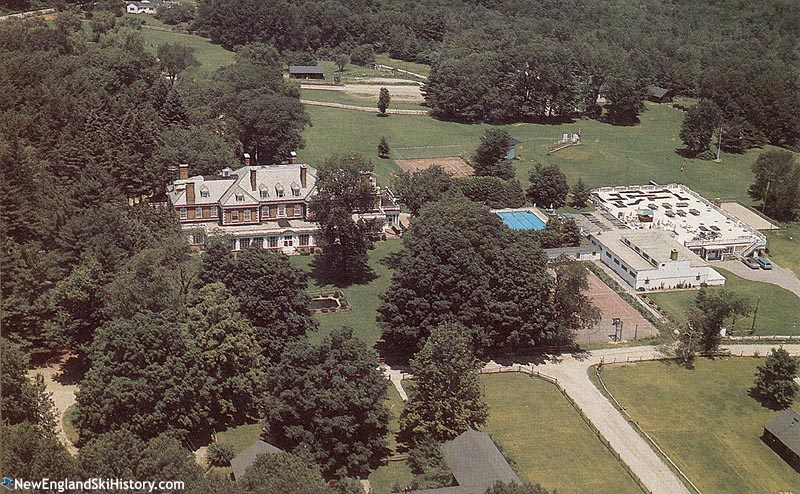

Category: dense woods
[196, 0, 798, 149]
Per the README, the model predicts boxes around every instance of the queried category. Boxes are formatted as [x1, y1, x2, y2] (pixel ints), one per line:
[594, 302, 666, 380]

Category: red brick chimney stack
[243, 153, 251, 167]
[300, 164, 307, 188]
[179, 163, 189, 180]
[186, 182, 195, 204]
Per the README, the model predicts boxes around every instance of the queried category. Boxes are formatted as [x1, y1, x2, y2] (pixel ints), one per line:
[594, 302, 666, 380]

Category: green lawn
[300, 101, 796, 206]
[139, 27, 235, 73]
[215, 422, 264, 454]
[374, 54, 431, 77]
[645, 268, 800, 336]
[601, 358, 800, 494]
[289, 239, 403, 346]
[766, 221, 800, 277]
[481, 374, 643, 494]
[368, 382, 414, 494]
[300, 88, 427, 111]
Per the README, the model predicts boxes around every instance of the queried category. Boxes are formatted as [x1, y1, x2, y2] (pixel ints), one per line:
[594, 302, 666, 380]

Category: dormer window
[259, 183, 269, 199]
[200, 185, 209, 198]
[275, 183, 285, 198]
[291, 182, 301, 197]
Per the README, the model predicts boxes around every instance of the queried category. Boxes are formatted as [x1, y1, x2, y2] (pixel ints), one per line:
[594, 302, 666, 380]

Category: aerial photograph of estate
[1, 0, 798, 493]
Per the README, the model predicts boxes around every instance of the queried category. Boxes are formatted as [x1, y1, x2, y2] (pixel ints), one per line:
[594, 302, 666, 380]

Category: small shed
[230, 440, 283, 480]
[764, 409, 800, 471]
[505, 137, 522, 160]
[289, 65, 325, 80]
[647, 86, 673, 103]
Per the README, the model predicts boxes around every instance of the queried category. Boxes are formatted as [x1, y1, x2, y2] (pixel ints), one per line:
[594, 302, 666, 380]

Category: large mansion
[166, 157, 400, 254]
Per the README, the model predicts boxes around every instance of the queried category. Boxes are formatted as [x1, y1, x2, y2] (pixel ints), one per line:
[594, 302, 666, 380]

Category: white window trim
[277, 205, 287, 217]
[243, 210, 251, 222]
[179, 208, 187, 219]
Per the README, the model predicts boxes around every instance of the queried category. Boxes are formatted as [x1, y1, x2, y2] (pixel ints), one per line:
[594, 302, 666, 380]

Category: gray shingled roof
[289, 65, 325, 74]
[647, 86, 671, 98]
[442, 429, 520, 488]
[230, 440, 283, 481]
[765, 408, 800, 455]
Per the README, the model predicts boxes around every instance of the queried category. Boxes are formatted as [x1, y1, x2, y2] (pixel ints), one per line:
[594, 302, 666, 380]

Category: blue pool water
[496, 211, 547, 230]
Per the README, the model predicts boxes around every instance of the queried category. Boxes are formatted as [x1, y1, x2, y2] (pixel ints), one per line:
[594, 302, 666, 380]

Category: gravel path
[715, 260, 800, 297]
[300, 99, 427, 115]
[29, 364, 78, 455]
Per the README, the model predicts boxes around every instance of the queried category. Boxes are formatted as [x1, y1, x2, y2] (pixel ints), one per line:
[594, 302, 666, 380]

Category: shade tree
[752, 347, 799, 410]
[526, 163, 569, 209]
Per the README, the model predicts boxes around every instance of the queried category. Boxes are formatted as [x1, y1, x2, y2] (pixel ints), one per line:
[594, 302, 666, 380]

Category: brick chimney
[179, 163, 189, 180]
[250, 169, 257, 191]
[289, 151, 298, 164]
[243, 153, 251, 167]
[186, 182, 195, 204]
[300, 164, 307, 188]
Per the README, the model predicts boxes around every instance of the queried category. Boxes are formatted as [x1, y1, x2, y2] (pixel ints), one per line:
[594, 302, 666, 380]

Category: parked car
[754, 257, 773, 270]
[742, 257, 760, 269]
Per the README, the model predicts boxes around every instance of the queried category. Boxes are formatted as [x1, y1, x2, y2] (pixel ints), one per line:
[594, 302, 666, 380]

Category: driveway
[28, 364, 78, 455]
[716, 260, 800, 298]
[483, 344, 800, 494]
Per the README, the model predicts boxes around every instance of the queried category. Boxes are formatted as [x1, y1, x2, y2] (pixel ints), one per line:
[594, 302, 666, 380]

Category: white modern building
[590, 229, 726, 290]
[592, 184, 766, 260]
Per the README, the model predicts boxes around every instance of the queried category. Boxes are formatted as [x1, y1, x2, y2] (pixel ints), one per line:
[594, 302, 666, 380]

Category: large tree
[398, 322, 488, 445]
[239, 453, 330, 494]
[310, 154, 377, 283]
[679, 99, 721, 157]
[527, 163, 569, 209]
[452, 176, 526, 209]
[262, 327, 390, 479]
[748, 150, 800, 221]
[603, 72, 646, 125]
[1, 422, 77, 482]
[393, 166, 453, 216]
[378, 196, 559, 360]
[158, 43, 200, 85]
[569, 177, 591, 208]
[752, 347, 799, 410]
[471, 128, 516, 180]
[200, 247, 316, 354]
[377, 87, 391, 115]
[1, 337, 57, 430]
[550, 257, 601, 340]
[687, 289, 751, 352]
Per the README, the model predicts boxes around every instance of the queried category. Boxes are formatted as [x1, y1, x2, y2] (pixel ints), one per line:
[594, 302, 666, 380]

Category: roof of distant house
[765, 408, 800, 455]
[231, 440, 283, 480]
[647, 86, 671, 98]
[289, 65, 325, 74]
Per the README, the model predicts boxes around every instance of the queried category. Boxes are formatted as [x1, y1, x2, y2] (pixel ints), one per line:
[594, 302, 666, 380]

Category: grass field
[139, 28, 234, 73]
[300, 88, 427, 111]
[481, 374, 642, 494]
[645, 268, 800, 336]
[299, 102, 796, 208]
[374, 54, 431, 77]
[289, 239, 403, 346]
[600, 358, 800, 494]
[766, 222, 800, 276]
[368, 383, 414, 494]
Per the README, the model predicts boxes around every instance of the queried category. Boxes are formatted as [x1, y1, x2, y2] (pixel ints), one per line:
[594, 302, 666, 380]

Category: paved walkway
[716, 260, 800, 298]
[483, 344, 800, 494]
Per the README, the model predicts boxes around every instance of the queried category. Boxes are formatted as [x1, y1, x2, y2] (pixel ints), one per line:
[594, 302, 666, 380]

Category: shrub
[207, 442, 235, 467]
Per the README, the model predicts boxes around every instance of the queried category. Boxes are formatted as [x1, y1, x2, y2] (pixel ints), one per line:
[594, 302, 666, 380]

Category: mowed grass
[368, 383, 413, 493]
[374, 54, 431, 77]
[766, 221, 800, 276]
[645, 268, 800, 335]
[300, 101, 796, 207]
[139, 27, 234, 72]
[601, 358, 800, 494]
[289, 239, 403, 346]
[300, 88, 427, 111]
[481, 374, 642, 494]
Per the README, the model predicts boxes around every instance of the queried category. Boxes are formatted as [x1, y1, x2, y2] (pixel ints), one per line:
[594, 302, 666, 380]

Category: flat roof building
[589, 229, 725, 290]
[592, 184, 766, 261]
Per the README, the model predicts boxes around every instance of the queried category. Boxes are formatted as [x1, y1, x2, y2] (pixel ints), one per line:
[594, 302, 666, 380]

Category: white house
[590, 229, 725, 290]
[126, 1, 158, 14]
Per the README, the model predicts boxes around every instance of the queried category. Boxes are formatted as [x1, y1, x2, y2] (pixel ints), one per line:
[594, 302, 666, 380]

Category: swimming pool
[495, 210, 547, 230]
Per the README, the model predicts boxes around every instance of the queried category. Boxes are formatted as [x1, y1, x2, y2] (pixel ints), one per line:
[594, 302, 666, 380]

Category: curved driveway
[486, 344, 800, 494]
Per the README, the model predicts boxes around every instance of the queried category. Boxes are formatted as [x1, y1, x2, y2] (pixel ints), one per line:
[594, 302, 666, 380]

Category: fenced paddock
[392, 144, 467, 161]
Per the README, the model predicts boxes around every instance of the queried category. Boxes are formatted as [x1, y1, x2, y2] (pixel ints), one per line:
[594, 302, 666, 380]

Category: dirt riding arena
[395, 157, 474, 177]
[575, 271, 658, 344]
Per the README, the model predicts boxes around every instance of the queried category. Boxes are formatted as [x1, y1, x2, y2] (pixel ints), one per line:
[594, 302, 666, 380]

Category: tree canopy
[262, 327, 390, 479]
[752, 347, 799, 410]
[527, 163, 569, 209]
[687, 289, 751, 352]
[748, 150, 800, 221]
[471, 128, 515, 180]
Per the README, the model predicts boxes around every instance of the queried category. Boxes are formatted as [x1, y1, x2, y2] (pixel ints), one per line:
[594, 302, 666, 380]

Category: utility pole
[750, 297, 760, 334]
[715, 122, 723, 162]
[762, 178, 771, 215]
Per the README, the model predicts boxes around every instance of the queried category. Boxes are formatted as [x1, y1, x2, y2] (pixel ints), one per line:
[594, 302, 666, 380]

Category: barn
[763, 408, 800, 471]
